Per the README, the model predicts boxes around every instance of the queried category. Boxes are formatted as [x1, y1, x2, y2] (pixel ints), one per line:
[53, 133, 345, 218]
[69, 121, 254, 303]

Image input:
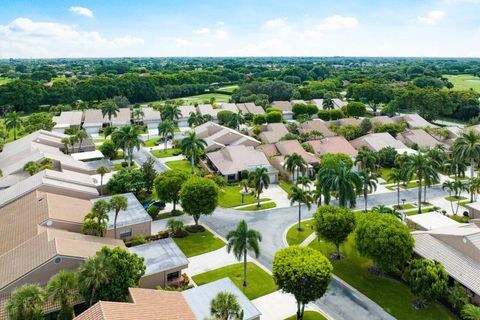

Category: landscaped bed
[308, 236, 455, 320]
[444, 195, 467, 202]
[218, 185, 269, 208]
[173, 228, 225, 257]
[284, 311, 327, 320]
[236, 202, 277, 211]
[151, 148, 181, 158]
[286, 219, 316, 246]
[191, 262, 277, 300]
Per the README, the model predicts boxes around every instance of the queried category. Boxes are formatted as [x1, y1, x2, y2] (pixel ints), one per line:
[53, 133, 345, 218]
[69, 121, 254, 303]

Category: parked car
[143, 200, 166, 210]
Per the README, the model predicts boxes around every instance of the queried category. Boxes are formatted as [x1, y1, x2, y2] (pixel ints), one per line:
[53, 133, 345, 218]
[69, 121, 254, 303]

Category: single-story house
[307, 136, 358, 158]
[393, 113, 437, 129]
[178, 105, 197, 127]
[206, 145, 278, 183]
[466, 202, 480, 219]
[397, 129, 444, 149]
[236, 103, 265, 115]
[195, 122, 260, 152]
[299, 120, 335, 137]
[406, 212, 460, 231]
[52, 111, 83, 133]
[325, 117, 362, 127]
[271, 101, 294, 120]
[309, 99, 347, 111]
[218, 103, 239, 113]
[83, 109, 104, 134]
[371, 115, 395, 125]
[106, 108, 131, 127]
[350, 132, 412, 153]
[141, 107, 162, 129]
[257, 123, 290, 144]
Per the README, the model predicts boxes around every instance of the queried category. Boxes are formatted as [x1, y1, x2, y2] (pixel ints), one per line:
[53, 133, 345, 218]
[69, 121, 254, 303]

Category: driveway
[132, 147, 169, 172]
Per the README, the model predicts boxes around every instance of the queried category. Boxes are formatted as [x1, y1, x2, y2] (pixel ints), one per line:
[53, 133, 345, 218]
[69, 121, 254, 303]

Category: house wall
[40, 220, 83, 233]
[105, 221, 152, 240]
[139, 265, 187, 289]
[434, 234, 480, 261]
[38, 186, 97, 200]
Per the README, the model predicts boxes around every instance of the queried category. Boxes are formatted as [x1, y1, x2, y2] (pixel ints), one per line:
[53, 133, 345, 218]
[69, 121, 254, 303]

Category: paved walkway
[132, 147, 169, 172]
[184, 247, 238, 277]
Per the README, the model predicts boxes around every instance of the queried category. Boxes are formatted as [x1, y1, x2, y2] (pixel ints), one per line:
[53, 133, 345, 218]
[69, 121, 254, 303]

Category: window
[119, 228, 132, 238]
[167, 271, 180, 281]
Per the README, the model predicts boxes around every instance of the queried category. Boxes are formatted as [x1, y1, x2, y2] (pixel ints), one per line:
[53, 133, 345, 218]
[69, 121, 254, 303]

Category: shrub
[342, 101, 366, 117]
[317, 110, 331, 121]
[99, 140, 117, 160]
[306, 104, 318, 115]
[125, 235, 148, 247]
[147, 205, 160, 219]
[266, 111, 282, 123]
[217, 110, 234, 124]
[212, 175, 227, 187]
[329, 109, 345, 120]
[253, 114, 266, 125]
[266, 107, 282, 113]
[292, 103, 308, 117]
[447, 281, 471, 313]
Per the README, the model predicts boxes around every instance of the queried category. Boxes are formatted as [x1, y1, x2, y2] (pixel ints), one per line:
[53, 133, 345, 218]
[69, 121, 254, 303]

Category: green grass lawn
[404, 207, 436, 216]
[309, 236, 455, 320]
[284, 311, 327, 320]
[393, 203, 416, 210]
[173, 228, 225, 257]
[444, 195, 467, 202]
[151, 148, 181, 158]
[218, 185, 269, 208]
[279, 180, 294, 195]
[192, 262, 277, 300]
[144, 138, 160, 147]
[218, 85, 239, 93]
[444, 74, 480, 92]
[286, 219, 316, 246]
[236, 202, 277, 211]
[378, 167, 395, 182]
[165, 160, 199, 173]
[0, 78, 12, 85]
[113, 162, 137, 171]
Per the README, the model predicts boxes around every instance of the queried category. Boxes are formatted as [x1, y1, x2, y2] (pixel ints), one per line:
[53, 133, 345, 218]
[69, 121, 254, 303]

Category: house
[106, 108, 131, 127]
[128, 238, 189, 289]
[52, 111, 83, 133]
[257, 123, 290, 144]
[206, 145, 278, 183]
[141, 107, 161, 130]
[466, 202, 480, 219]
[271, 101, 293, 120]
[371, 115, 395, 125]
[326, 117, 362, 127]
[412, 222, 480, 303]
[393, 113, 437, 129]
[83, 109, 104, 134]
[406, 212, 460, 231]
[350, 132, 412, 153]
[236, 102, 265, 115]
[75, 278, 261, 320]
[307, 136, 358, 158]
[197, 104, 220, 120]
[92, 193, 152, 240]
[194, 122, 260, 152]
[298, 120, 335, 137]
[310, 99, 347, 110]
[218, 103, 239, 113]
[397, 129, 444, 149]
[178, 105, 197, 127]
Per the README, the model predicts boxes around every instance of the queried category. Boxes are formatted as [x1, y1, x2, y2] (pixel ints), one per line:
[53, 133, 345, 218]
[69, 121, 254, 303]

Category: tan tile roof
[244, 102, 265, 114]
[271, 101, 292, 112]
[258, 123, 289, 144]
[53, 111, 83, 129]
[194, 122, 260, 152]
[179, 105, 196, 119]
[371, 116, 395, 125]
[206, 145, 273, 175]
[299, 120, 335, 137]
[398, 129, 444, 148]
[350, 132, 409, 152]
[45, 193, 92, 224]
[75, 288, 196, 320]
[275, 140, 319, 165]
[308, 137, 358, 157]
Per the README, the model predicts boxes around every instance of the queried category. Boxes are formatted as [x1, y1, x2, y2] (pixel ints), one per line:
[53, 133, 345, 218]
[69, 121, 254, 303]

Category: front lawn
[309, 236, 455, 320]
[279, 180, 294, 195]
[151, 148, 181, 158]
[444, 195, 467, 202]
[173, 228, 225, 257]
[192, 262, 277, 300]
[165, 160, 199, 173]
[404, 207, 436, 216]
[286, 219, 316, 246]
[393, 203, 415, 210]
[113, 162, 137, 171]
[144, 137, 160, 147]
[236, 202, 277, 211]
[284, 311, 327, 320]
[218, 185, 269, 208]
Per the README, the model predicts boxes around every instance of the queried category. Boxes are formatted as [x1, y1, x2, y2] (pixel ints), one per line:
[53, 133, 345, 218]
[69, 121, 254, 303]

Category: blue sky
[0, 0, 479, 58]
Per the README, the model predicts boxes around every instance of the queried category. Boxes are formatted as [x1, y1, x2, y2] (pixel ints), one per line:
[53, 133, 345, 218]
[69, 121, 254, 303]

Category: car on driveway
[143, 200, 166, 210]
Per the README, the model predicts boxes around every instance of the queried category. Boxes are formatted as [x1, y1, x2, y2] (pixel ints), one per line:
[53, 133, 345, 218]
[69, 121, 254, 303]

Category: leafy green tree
[248, 167, 270, 207]
[288, 185, 312, 231]
[266, 111, 282, 123]
[405, 258, 448, 308]
[109, 195, 128, 239]
[6, 284, 46, 320]
[111, 125, 144, 167]
[154, 170, 189, 211]
[188, 111, 205, 127]
[253, 114, 266, 125]
[99, 140, 117, 160]
[5, 111, 23, 140]
[342, 101, 366, 117]
[158, 119, 175, 152]
[283, 153, 307, 181]
[101, 100, 120, 125]
[180, 176, 219, 226]
[314, 206, 356, 259]
[96, 166, 111, 196]
[226, 220, 262, 287]
[317, 165, 362, 208]
[453, 129, 480, 202]
[359, 169, 378, 212]
[347, 82, 393, 115]
[181, 131, 207, 174]
[355, 149, 378, 171]
[75, 129, 89, 152]
[320, 152, 354, 169]
[273, 246, 333, 320]
[46, 270, 79, 320]
[210, 291, 243, 320]
[78, 247, 145, 305]
[106, 168, 145, 196]
[82, 199, 110, 237]
[355, 212, 414, 273]
[140, 157, 157, 193]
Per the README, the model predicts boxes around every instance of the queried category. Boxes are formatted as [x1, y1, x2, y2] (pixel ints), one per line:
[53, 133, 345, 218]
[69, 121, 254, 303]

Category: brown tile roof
[398, 129, 444, 148]
[307, 137, 358, 157]
[299, 120, 335, 137]
[271, 101, 292, 112]
[258, 123, 289, 144]
[275, 140, 319, 165]
[206, 145, 273, 175]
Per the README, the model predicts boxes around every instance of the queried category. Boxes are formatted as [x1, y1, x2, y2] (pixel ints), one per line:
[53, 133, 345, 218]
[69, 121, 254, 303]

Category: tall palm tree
[288, 185, 312, 231]
[228, 113, 244, 131]
[387, 168, 403, 208]
[111, 125, 144, 167]
[133, 108, 145, 125]
[188, 111, 205, 127]
[359, 169, 378, 212]
[82, 200, 110, 237]
[101, 100, 119, 126]
[445, 157, 467, 179]
[6, 284, 46, 320]
[226, 220, 262, 288]
[469, 177, 480, 202]
[47, 270, 79, 320]
[318, 165, 362, 208]
[296, 175, 311, 191]
[103, 125, 117, 139]
[96, 166, 110, 196]
[210, 292, 243, 320]
[248, 167, 270, 207]
[283, 153, 307, 181]
[355, 149, 378, 171]
[322, 94, 334, 110]
[158, 120, 175, 153]
[78, 254, 111, 306]
[75, 130, 89, 152]
[403, 153, 439, 213]
[69, 135, 79, 153]
[109, 195, 128, 239]
[5, 111, 23, 140]
[163, 105, 181, 122]
[443, 180, 467, 215]
[61, 137, 71, 154]
[181, 131, 207, 174]
[453, 129, 480, 202]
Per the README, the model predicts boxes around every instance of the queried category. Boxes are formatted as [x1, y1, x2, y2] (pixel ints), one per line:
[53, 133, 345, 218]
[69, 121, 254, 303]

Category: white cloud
[191, 23, 228, 39]
[192, 27, 210, 35]
[315, 15, 359, 31]
[264, 18, 289, 29]
[417, 10, 445, 25]
[174, 37, 192, 47]
[69, 6, 94, 18]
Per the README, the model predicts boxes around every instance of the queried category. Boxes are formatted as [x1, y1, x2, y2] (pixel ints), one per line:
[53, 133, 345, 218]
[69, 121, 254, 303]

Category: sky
[0, 0, 480, 58]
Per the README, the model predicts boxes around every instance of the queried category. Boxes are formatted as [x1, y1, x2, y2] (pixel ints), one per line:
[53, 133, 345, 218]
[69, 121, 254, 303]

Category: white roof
[53, 111, 83, 129]
[406, 212, 460, 230]
[71, 150, 104, 161]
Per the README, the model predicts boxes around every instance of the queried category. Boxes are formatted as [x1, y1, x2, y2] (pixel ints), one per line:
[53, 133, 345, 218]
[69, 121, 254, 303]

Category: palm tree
[96, 166, 110, 196]
[5, 111, 23, 140]
[387, 168, 403, 208]
[289, 185, 312, 231]
[75, 130, 89, 152]
[226, 220, 262, 288]
[469, 177, 480, 202]
[23, 159, 53, 176]
[248, 167, 270, 207]
[69, 135, 79, 153]
[158, 120, 175, 153]
[6, 284, 46, 320]
[210, 291, 243, 320]
[359, 169, 378, 212]
[111, 125, 144, 167]
[228, 113, 244, 131]
[453, 129, 480, 202]
[445, 157, 467, 179]
[78, 254, 111, 306]
[403, 153, 439, 213]
[163, 105, 181, 122]
[322, 94, 334, 110]
[355, 149, 378, 171]
[61, 137, 71, 154]
[372, 205, 403, 220]
[283, 153, 307, 181]
[181, 131, 207, 174]
[318, 165, 362, 208]
[133, 108, 145, 125]
[101, 100, 119, 126]
[188, 111, 205, 127]
[103, 125, 117, 139]
[295, 175, 311, 191]
[47, 270, 79, 320]
[461, 304, 480, 320]
[82, 200, 110, 237]
[443, 180, 467, 215]
[109, 195, 128, 239]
